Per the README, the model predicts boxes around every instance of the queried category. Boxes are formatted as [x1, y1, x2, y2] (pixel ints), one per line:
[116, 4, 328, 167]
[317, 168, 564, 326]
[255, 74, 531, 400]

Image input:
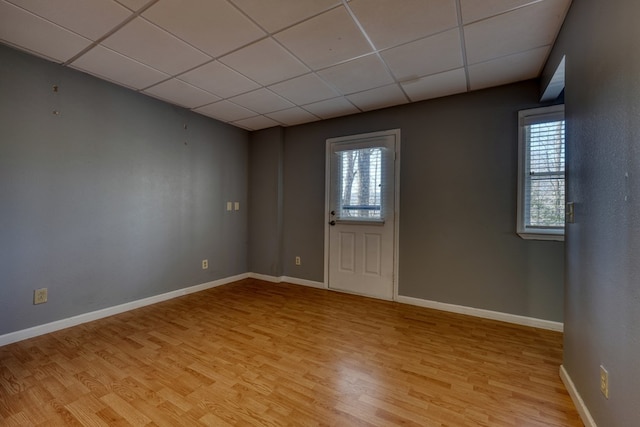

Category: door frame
[323, 129, 401, 300]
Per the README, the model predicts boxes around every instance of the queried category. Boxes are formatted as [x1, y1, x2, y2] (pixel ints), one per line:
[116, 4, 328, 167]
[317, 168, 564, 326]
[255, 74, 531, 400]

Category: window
[335, 146, 385, 220]
[517, 105, 565, 241]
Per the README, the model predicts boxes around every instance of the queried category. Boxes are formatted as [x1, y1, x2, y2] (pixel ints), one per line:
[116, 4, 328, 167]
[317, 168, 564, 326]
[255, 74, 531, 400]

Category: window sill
[517, 231, 565, 242]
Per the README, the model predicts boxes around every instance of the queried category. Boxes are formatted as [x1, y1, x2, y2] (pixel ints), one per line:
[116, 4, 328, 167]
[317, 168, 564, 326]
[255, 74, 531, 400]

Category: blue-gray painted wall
[544, 0, 640, 425]
[0, 45, 249, 335]
[1, 40, 566, 338]
[251, 81, 566, 322]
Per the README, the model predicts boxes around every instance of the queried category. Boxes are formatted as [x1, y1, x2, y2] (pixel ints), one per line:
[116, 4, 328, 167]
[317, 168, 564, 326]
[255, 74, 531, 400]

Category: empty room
[0, 0, 638, 426]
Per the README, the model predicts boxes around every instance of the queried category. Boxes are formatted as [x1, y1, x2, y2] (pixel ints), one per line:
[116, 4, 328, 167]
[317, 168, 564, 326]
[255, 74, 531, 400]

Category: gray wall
[0, 45, 249, 335]
[249, 127, 284, 277]
[270, 80, 565, 321]
[545, 0, 640, 425]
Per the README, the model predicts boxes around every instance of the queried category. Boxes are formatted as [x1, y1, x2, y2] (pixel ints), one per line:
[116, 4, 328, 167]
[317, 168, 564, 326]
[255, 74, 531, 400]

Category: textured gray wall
[546, 0, 640, 425]
[0, 45, 249, 335]
[249, 127, 284, 276]
[278, 81, 565, 321]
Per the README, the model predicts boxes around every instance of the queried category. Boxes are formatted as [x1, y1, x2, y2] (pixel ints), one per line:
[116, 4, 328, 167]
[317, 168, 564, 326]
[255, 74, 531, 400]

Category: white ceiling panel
[464, 0, 570, 65]
[232, 115, 281, 131]
[179, 61, 260, 99]
[317, 54, 394, 95]
[71, 45, 168, 89]
[230, 0, 341, 33]
[114, 0, 148, 12]
[460, 0, 537, 24]
[229, 88, 294, 114]
[381, 29, 463, 82]
[142, 0, 264, 58]
[194, 100, 257, 122]
[347, 84, 408, 112]
[102, 17, 211, 75]
[269, 73, 339, 105]
[0, 1, 91, 63]
[6, 0, 130, 41]
[468, 46, 549, 91]
[401, 68, 467, 102]
[303, 97, 360, 120]
[275, 6, 372, 69]
[220, 38, 309, 86]
[266, 107, 320, 126]
[144, 78, 220, 108]
[348, 0, 458, 50]
[0, 0, 572, 129]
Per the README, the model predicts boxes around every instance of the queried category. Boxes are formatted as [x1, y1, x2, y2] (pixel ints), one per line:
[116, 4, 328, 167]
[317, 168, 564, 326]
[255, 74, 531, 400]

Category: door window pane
[337, 147, 383, 220]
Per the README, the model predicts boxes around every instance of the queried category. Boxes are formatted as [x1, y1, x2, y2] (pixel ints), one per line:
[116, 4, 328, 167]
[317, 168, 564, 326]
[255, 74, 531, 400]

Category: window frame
[517, 104, 566, 241]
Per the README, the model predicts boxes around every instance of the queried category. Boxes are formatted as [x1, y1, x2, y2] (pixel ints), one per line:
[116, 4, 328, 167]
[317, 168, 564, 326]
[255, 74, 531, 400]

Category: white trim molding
[396, 295, 563, 332]
[248, 273, 325, 289]
[560, 365, 598, 427]
[0, 273, 250, 347]
[2, 275, 563, 348]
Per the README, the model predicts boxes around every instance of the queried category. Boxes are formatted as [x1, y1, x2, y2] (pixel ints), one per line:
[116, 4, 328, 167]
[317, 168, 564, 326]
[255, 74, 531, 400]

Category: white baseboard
[1, 274, 562, 347]
[0, 273, 250, 347]
[248, 273, 326, 289]
[281, 276, 326, 289]
[396, 295, 564, 332]
[560, 365, 597, 427]
[248, 273, 281, 283]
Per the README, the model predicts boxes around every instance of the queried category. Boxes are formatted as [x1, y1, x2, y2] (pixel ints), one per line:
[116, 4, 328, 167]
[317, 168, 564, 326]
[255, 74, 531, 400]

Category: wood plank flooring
[0, 279, 582, 426]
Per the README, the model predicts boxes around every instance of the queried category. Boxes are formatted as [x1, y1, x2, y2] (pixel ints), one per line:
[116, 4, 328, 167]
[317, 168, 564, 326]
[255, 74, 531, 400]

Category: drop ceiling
[0, 0, 571, 131]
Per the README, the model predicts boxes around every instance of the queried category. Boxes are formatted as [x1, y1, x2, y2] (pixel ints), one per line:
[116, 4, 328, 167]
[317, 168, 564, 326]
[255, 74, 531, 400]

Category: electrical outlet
[295, 256, 301, 266]
[202, 259, 209, 269]
[234, 202, 240, 211]
[226, 202, 232, 211]
[600, 365, 609, 398]
[34, 288, 48, 305]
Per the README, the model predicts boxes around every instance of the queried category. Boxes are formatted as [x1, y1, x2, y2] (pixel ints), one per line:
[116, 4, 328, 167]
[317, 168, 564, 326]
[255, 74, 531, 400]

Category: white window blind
[517, 105, 565, 240]
[335, 147, 385, 220]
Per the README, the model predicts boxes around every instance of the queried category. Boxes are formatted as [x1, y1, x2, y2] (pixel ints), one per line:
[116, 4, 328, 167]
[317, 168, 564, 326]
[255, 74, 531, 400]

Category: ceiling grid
[0, 0, 571, 130]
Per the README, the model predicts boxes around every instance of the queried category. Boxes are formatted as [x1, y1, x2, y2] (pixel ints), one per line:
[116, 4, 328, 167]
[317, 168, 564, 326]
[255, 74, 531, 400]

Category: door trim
[323, 129, 401, 300]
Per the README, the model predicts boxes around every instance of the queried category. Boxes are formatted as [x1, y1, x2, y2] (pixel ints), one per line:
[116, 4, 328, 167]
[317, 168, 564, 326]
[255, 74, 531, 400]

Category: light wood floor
[0, 279, 582, 426]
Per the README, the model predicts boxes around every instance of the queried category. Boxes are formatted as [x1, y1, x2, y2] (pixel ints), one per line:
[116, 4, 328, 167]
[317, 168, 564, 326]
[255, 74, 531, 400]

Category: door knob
[330, 210, 336, 216]
[329, 220, 336, 226]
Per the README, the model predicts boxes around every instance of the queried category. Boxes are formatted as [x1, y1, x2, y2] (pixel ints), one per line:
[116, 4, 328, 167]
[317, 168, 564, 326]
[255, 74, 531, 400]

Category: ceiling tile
[348, 0, 458, 50]
[347, 84, 408, 112]
[71, 45, 169, 89]
[317, 54, 394, 95]
[275, 6, 372, 69]
[269, 73, 339, 105]
[381, 28, 463, 81]
[220, 38, 309, 86]
[114, 0, 148, 12]
[303, 97, 360, 120]
[468, 46, 549, 91]
[7, 0, 131, 41]
[229, 88, 294, 114]
[0, 1, 91, 62]
[144, 79, 220, 108]
[230, 0, 341, 33]
[194, 100, 257, 122]
[266, 107, 320, 126]
[401, 68, 467, 102]
[464, 0, 570, 64]
[142, 0, 264, 57]
[179, 61, 260, 99]
[232, 115, 280, 131]
[460, 0, 537, 24]
[102, 17, 211, 75]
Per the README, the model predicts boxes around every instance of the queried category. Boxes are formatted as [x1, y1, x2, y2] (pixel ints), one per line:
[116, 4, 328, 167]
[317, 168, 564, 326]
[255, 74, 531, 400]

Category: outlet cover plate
[34, 288, 48, 304]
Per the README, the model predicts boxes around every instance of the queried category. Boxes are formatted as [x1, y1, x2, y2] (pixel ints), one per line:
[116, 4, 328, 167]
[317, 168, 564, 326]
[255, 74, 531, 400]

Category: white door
[325, 130, 399, 300]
